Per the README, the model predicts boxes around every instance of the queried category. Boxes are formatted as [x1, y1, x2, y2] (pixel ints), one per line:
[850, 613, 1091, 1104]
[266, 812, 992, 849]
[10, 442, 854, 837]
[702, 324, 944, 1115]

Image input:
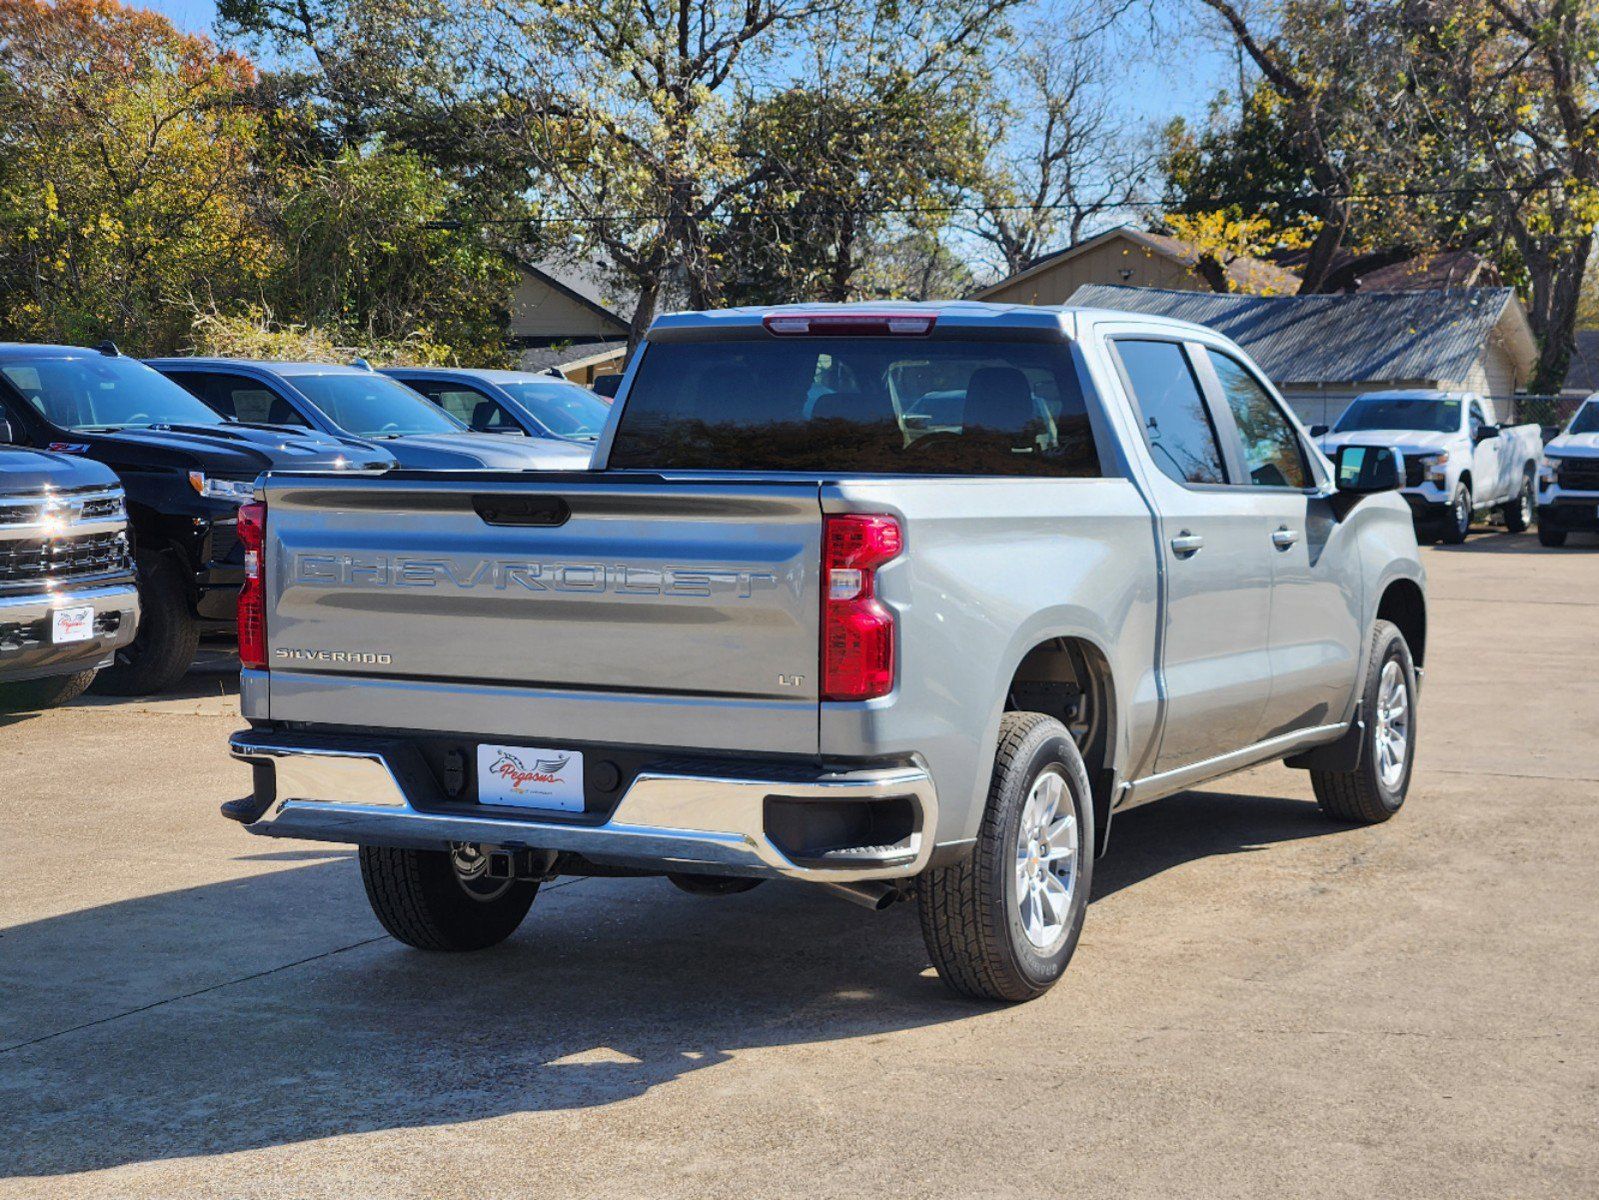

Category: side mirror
[1474, 423, 1500, 443]
[0, 417, 13, 444]
[1335, 443, 1402, 493]
[1309, 424, 1329, 438]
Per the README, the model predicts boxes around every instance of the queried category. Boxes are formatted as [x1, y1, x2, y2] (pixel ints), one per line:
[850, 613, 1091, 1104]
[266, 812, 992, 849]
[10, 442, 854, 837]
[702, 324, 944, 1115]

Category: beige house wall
[509, 274, 625, 341]
[981, 236, 1206, 306]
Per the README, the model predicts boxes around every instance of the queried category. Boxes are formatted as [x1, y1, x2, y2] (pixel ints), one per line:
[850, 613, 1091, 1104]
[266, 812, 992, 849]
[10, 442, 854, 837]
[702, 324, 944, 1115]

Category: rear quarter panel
[819, 476, 1161, 848]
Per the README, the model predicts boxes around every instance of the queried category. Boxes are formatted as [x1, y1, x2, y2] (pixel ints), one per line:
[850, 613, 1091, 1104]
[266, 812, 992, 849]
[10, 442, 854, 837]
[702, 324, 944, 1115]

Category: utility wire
[422, 181, 1575, 229]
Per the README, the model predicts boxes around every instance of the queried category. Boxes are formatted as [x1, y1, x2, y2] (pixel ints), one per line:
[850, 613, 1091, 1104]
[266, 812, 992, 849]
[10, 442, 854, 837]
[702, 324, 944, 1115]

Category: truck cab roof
[646, 300, 1213, 342]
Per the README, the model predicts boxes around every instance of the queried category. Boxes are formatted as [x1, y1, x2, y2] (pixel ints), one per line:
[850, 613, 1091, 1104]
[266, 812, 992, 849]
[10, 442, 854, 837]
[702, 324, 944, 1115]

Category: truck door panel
[1198, 348, 1363, 739]
[1107, 338, 1275, 772]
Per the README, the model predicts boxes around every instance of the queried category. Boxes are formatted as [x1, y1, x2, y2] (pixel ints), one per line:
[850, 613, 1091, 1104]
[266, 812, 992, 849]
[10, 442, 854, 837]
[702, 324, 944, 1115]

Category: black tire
[667, 872, 765, 896]
[918, 712, 1093, 1003]
[91, 553, 199, 696]
[359, 845, 538, 951]
[0, 668, 97, 714]
[1502, 471, 1535, 533]
[1438, 483, 1471, 544]
[1538, 526, 1568, 548]
[1310, 620, 1417, 824]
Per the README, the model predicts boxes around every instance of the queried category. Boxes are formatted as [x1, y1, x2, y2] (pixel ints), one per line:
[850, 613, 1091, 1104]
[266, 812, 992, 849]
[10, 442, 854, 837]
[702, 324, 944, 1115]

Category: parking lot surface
[2, 533, 1596, 1199]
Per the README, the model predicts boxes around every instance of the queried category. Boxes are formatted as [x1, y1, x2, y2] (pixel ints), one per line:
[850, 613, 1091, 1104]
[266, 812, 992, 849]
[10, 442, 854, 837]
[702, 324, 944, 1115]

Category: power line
[423, 181, 1574, 229]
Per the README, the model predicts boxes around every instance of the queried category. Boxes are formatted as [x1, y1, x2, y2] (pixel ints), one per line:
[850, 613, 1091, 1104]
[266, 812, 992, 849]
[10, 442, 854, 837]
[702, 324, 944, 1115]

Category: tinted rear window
[607, 337, 1101, 476]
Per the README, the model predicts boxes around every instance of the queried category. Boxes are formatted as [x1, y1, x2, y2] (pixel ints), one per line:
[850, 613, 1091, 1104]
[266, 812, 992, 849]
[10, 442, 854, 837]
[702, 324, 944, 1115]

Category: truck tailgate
[259, 473, 823, 749]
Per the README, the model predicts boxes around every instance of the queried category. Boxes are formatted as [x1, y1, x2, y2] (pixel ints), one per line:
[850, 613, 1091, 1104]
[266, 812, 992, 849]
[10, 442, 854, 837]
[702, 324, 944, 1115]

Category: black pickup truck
[0, 344, 394, 694]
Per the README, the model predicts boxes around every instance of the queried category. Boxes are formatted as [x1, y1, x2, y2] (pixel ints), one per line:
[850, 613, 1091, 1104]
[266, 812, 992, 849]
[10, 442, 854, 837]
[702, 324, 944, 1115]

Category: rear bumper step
[228, 730, 938, 883]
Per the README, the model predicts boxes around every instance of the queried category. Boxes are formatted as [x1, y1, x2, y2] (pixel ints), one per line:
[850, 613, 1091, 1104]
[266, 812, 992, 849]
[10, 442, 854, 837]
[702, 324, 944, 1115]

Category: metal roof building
[1071, 284, 1538, 427]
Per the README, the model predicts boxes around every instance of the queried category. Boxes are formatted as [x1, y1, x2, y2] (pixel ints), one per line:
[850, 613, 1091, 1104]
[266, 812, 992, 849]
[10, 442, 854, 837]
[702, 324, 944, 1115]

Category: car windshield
[290, 373, 465, 437]
[608, 335, 1101, 476]
[0, 355, 227, 431]
[1569, 402, 1599, 435]
[1333, 397, 1462, 434]
[498, 380, 611, 439]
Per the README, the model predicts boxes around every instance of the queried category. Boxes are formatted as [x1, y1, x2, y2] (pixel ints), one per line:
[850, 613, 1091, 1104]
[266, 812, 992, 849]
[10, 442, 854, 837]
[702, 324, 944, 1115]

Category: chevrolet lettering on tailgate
[291, 553, 782, 598]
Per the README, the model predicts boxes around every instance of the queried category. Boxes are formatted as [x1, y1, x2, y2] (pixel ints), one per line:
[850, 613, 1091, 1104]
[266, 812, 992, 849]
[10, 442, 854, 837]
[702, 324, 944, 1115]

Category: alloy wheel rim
[1456, 491, 1470, 533]
[1013, 767, 1079, 950]
[1521, 481, 1533, 525]
[1373, 660, 1411, 791]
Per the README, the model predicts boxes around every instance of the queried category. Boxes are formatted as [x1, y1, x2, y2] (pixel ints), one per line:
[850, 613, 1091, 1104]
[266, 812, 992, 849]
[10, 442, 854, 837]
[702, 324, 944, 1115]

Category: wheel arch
[1001, 635, 1118, 857]
[1376, 577, 1427, 669]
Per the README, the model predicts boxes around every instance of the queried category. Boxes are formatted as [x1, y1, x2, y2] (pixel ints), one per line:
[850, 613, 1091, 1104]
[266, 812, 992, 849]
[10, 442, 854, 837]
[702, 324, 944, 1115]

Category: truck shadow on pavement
[0, 788, 1340, 1178]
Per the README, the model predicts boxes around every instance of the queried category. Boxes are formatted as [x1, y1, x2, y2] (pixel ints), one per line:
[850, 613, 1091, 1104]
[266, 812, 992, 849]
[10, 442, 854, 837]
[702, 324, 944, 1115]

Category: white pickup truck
[1536, 394, 1599, 546]
[1314, 390, 1542, 543]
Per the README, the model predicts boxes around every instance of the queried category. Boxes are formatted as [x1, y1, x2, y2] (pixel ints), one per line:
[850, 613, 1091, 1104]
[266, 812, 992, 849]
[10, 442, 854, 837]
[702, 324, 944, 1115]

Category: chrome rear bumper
[228, 731, 937, 883]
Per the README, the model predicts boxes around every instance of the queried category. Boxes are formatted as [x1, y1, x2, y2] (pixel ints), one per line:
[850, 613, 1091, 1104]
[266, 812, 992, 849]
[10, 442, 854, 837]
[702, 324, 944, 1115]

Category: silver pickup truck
[224, 302, 1427, 1002]
[1, 431, 139, 710]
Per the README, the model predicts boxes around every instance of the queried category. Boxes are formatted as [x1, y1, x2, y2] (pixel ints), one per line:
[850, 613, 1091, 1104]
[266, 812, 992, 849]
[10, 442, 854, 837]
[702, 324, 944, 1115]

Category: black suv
[0, 344, 395, 693]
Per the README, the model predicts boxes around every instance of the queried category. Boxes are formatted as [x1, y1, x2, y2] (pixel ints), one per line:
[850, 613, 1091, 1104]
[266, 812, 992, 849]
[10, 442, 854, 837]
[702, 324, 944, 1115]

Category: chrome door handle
[1170, 531, 1205, 557]
[1272, 527, 1300, 550]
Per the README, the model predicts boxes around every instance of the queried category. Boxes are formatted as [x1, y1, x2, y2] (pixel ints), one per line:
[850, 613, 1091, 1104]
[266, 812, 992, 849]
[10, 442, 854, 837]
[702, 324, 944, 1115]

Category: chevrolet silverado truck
[1313, 390, 1542, 544]
[1535, 394, 1599, 546]
[224, 302, 1427, 1002]
[0, 344, 397, 694]
[0, 428, 138, 711]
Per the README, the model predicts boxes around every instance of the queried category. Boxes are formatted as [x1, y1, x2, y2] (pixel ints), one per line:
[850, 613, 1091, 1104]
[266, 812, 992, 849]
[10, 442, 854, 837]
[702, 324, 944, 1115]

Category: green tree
[258, 145, 518, 363]
[0, 0, 270, 351]
[1402, 0, 1599, 393]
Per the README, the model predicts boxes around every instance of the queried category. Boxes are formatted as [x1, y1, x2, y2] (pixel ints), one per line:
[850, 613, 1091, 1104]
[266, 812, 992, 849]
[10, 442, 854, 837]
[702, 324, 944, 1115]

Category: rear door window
[608, 336, 1101, 476]
[1111, 340, 1228, 485]
[409, 380, 518, 431]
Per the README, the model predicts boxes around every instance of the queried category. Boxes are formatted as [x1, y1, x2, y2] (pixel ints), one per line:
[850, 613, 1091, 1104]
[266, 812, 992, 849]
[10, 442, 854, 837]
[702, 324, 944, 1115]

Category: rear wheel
[1310, 620, 1417, 824]
[918, 712, 1092, 1002]
[91, 553, 199, 695]
[1538, 526, 1568, 548]
[1438, 483, 1472, 544]
[0, 668, 97, 714]
[359, 844, 538, 951]
[1502, 471, 1535, 533]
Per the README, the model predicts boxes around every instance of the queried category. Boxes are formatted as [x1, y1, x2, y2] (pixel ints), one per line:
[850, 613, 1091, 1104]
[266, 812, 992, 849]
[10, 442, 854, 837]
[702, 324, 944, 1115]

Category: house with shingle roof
[971, 225, 1304, 306]
[1071, 283, 1538, 428]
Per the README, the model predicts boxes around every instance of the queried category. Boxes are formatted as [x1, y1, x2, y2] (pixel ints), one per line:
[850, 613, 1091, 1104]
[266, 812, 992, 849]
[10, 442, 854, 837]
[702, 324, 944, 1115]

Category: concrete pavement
[1, 533, 1595, 1198]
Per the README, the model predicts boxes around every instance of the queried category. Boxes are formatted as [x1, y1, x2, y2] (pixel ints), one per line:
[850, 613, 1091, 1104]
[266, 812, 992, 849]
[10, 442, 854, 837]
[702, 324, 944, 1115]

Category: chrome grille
[0, 531, 131, 587]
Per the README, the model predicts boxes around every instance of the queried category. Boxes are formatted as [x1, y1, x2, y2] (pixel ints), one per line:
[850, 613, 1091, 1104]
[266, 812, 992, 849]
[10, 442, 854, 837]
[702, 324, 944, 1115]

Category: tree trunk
[628, 275, 661, 354]
[1296, 200, 1350, 295]
[1526, 232, 1591, 395]
[826, 212, 857, 302]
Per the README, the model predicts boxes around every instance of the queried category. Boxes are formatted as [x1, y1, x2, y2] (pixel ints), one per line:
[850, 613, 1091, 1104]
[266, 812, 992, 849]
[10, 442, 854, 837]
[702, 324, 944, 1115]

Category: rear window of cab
[607, 336, 1102, 477]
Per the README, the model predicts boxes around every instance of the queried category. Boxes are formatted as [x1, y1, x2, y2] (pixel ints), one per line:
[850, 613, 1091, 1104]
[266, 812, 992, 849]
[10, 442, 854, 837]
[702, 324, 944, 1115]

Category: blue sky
[141, 0, 1234, 129]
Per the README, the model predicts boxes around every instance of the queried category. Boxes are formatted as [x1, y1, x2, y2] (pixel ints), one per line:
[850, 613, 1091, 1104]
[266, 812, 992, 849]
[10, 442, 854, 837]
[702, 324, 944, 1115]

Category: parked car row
[0, 344, 601, 706]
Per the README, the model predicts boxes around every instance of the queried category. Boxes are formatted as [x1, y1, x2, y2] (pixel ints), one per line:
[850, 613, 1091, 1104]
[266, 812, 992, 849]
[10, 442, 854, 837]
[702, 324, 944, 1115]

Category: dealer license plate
[477, 743, 585, 811]
[51, 605, 95, 645]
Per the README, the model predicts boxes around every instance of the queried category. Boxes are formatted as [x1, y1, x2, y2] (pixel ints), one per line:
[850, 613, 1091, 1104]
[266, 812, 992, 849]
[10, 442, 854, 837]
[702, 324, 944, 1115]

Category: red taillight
[237, 500, 267, 670]
[822, 513, 902, 701]
[763, 312, 936, 337]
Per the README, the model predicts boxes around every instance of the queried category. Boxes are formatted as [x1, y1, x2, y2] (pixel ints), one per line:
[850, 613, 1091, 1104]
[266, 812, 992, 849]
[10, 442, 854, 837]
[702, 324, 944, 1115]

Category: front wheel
[91, 553, 199, 695]
[0, 668, 97, 714]
[1538, 526, 1568, 548]
[359, 844, 538, 951]
[1438, 483, 1472, 544]
[918, 712, 1093, 1003]
[1310, 620, 1418, 824]
[1502, 472, 1534, 533]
